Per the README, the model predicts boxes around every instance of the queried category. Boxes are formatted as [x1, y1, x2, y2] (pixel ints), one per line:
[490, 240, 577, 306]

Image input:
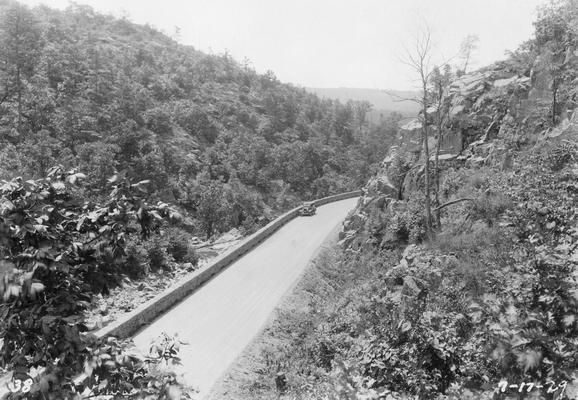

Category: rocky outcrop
[340, 47, 578, 253]
[338, 165, 401, 249]
[365, 174, 398, 198]
[391, 63, 536, 171]
[541, 108, 578, 141]
[447, 70, 531, 147]
[338, 211, 366, 248]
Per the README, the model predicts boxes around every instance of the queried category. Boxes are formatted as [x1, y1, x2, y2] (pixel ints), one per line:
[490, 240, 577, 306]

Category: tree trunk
[434, 127, 442, 228]
[16, 64, 22, 131]
[552, 77, 558, 126]
[422, 83, 432, 233]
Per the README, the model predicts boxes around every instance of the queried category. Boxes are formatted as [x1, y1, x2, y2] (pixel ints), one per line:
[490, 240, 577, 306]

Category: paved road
[132, 198, 358, 397]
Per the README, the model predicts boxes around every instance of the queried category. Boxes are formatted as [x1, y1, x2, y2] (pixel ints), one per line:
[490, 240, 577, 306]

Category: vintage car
[299, 201, 317, 216]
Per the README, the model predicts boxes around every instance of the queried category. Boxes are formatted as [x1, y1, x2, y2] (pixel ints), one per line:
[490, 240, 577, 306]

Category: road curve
[132, 197, 358, 397]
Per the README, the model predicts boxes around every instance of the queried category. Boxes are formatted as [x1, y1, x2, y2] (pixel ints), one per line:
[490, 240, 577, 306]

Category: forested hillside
[0, 0, 399, 239]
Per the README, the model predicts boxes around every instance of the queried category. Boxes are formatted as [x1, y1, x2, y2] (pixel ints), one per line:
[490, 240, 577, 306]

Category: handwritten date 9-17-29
[497, 380, 567, 396]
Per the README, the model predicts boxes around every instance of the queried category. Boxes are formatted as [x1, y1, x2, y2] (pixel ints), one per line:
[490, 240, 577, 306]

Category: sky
[19, 0, 550, 90]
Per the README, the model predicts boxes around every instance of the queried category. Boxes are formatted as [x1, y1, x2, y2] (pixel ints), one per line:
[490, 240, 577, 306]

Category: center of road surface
[132, 197, 358, 398]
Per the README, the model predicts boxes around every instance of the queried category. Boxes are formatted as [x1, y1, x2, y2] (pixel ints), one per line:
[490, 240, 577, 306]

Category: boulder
[451, 71, 490, 99]
[366, 175, 398, 198]
[374, 195, 391, 210]
[183, 262, 196, 272]
[402, 244, 420, 263]
[338, 231, 358, 249]
[402, 276, 422, 296]
[465, 156, 486, 168]
[398, 258, 409, 270]
[400, 118, 422, 132]
[493, 76, 518, 88]
[449, 104, 466, 117]
[347, 212, 367, 231]
[429, 153, 458, 162]
[544, 110, 578, 141]
[402, 168, 420, 195]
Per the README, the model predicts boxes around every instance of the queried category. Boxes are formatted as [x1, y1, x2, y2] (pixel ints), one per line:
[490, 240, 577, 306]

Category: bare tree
[399, 26, 436, 233]
[459, 34, 479, 74]
[387, 26, 457, 234]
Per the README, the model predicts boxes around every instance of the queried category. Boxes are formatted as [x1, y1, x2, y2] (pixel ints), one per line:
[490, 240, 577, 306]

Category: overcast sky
[19, 0, 549, 90]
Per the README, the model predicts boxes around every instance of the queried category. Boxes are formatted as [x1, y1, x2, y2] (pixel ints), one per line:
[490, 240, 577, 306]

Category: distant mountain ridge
[306, 87, 420, 117]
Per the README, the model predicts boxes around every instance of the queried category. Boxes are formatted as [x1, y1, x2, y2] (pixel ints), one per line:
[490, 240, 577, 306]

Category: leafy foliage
[0, 168, 189, 398]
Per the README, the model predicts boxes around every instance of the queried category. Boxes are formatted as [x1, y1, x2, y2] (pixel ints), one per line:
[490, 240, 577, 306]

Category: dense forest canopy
[0, 0, 400, 238]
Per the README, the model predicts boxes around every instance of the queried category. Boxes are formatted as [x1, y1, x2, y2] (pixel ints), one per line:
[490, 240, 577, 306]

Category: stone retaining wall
[94, 190, 362, 340]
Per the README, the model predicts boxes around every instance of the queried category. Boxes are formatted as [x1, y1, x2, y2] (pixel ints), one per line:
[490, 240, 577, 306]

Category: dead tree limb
[434, 197, 474, 212]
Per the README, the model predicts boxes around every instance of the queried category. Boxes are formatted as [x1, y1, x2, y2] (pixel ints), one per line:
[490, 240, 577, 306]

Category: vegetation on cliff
[232, 1, 578, 399]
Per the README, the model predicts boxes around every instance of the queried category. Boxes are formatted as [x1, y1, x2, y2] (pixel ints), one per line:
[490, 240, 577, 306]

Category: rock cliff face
[394, 46, 576, 165]
[340, 42, 578, 250]
[398, 69, 534, 164]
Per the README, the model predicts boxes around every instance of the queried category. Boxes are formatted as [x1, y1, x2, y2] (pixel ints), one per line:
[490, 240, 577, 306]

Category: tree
[458, 34, 479, 74]
[196, 179, 230, 239]
[401, 27, 437, 233]
[0, 3, 42, 131]
[354, 100, 372, 140]
[429, 65, 453, 226]
[534, 0, 578, 125]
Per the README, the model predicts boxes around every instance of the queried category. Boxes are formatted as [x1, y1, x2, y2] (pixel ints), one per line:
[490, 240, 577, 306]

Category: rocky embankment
[84, 229, 244, 332]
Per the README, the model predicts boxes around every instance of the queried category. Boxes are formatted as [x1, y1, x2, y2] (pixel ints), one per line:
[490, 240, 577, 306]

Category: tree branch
[384, 90, 421, 104]
[434, 197, 474, 212]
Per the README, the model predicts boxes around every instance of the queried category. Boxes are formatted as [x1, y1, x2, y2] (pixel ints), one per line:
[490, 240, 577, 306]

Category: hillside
[0, 0, 403, 239]
[0, 1, 402, 398]
[307, 87, 420, 118]
[218, 1, 578, 399]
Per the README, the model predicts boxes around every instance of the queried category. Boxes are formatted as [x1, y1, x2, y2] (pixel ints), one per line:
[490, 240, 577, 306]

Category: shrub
[123, 240, 149, 279]
[469, 192, 511, 226]
[433, 224, 507, 255]
[545, 142, 577, 171]
[440, 168, 468, 199]
[381, 193, 428, 247]
[165, 228, 190, 262]
[240, 216, 260, 236]
[0, 169, 187, 398]
[165, 227, 198, 266]
[182, 246, 199, 266]
[146, 234, 171, 272]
